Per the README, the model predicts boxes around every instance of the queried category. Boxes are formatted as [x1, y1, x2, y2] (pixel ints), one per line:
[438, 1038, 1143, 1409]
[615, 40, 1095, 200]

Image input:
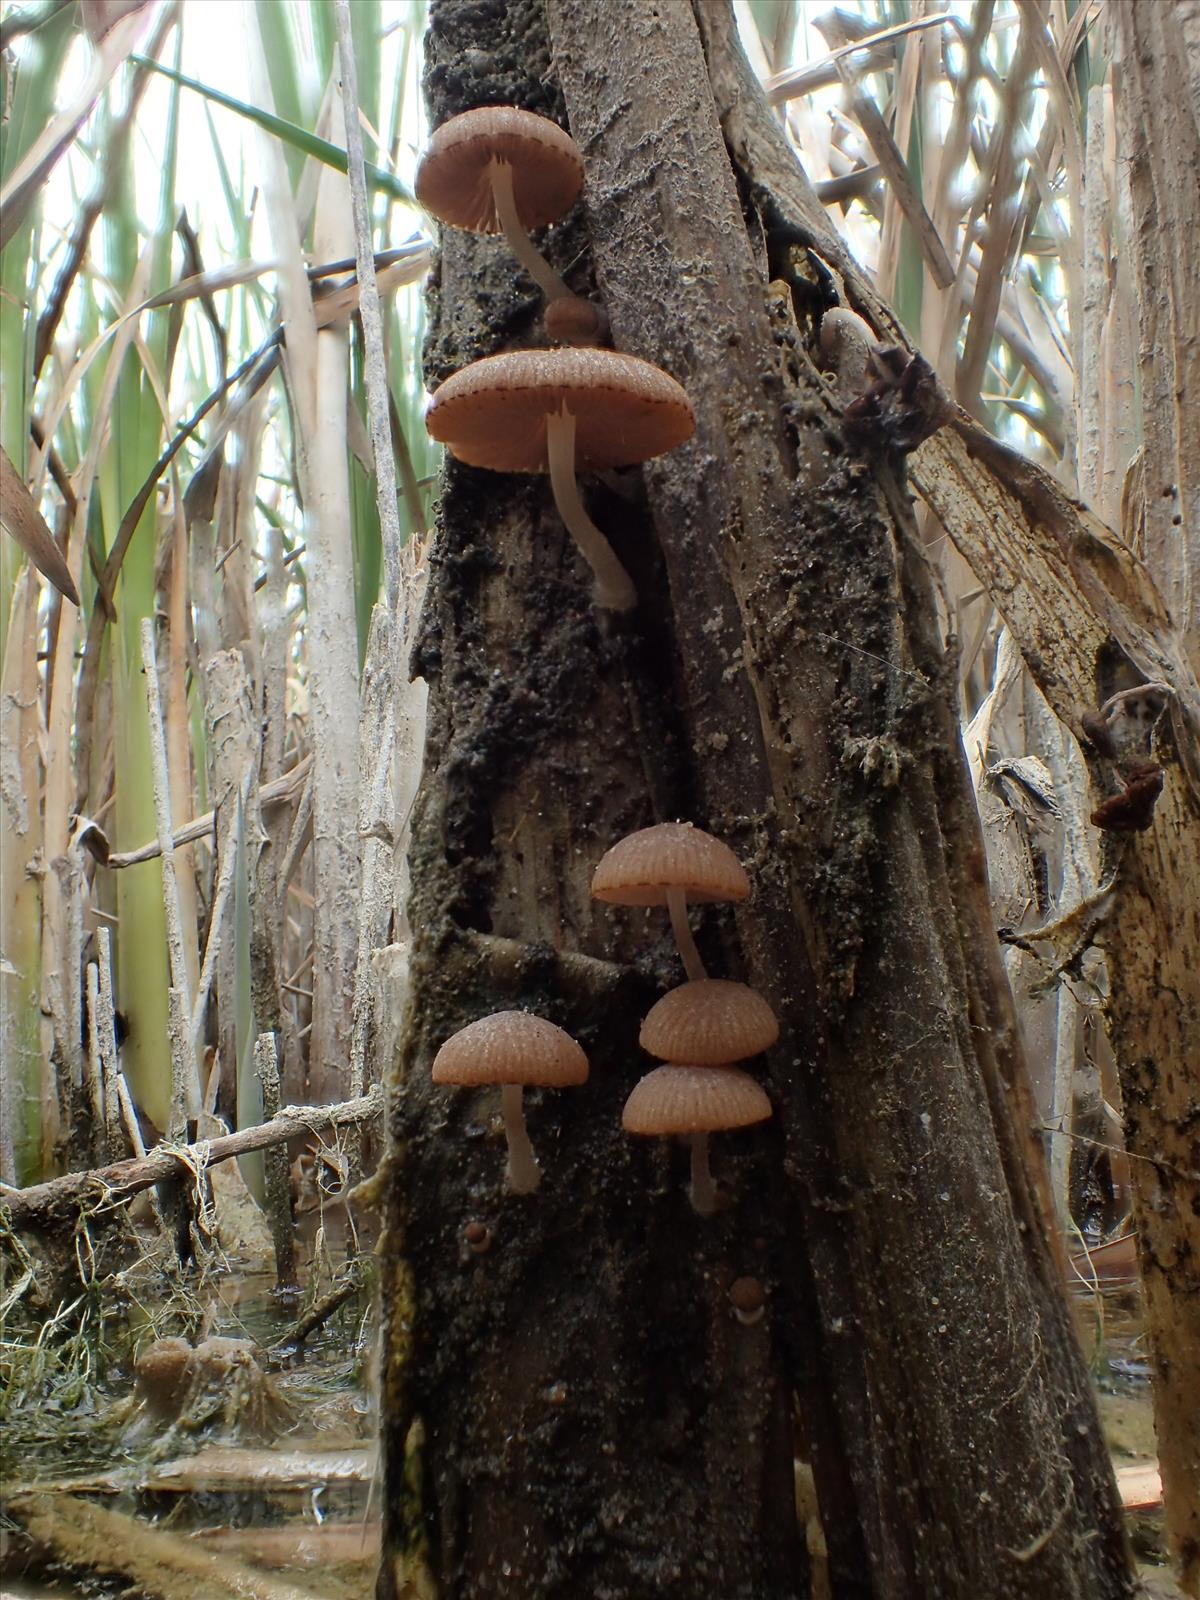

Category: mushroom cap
[640, 979, 779, 1065]
[416, 106, 584, 233]
[591, 821, 750, 907]
[431, 1010, 589, 1088]
[622, 1064, 772, 1135]
[134, 1338, 196, 1416]
[425, 348, 695, 474]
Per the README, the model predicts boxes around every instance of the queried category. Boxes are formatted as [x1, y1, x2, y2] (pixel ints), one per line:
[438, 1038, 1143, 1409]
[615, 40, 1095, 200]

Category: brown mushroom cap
[416, 106, 584, 233]
[640, 979, 779, 1065]
[425, 348, 695, 474]
[431, 1010, 588, 1088]
[591, 821, 750, 908]
[622, 1064, 771, 1135]
[134, 1338, 196, 1416]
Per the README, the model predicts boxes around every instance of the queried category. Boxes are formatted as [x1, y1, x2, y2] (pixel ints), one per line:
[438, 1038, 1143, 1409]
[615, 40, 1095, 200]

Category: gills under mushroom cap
[591, 821, 750, 908]
[622, 1064, 771, 1135]
[416, 106, 584, 234]
[426, 348, 695, 474]
[431, 1010, 588, 1088]
[640, 979, 779, 1065]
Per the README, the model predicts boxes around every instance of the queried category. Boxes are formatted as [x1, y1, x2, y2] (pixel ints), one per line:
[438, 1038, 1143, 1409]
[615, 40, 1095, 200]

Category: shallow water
[1, 1255, 1168, 1597]
[1, 1260, 378, 1599]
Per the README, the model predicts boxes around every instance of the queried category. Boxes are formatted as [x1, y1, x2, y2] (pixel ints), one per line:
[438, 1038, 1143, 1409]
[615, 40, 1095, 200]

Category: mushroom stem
[666, 883, 707, 982]
[688, 1132, 718, 1216]
[500, 1082, 541, 1193]
[487, 157, 573, 303]
[545, 406, 637, 611]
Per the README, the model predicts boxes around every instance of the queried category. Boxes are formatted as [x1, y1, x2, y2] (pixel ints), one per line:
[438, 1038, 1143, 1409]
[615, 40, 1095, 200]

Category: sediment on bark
[378, 3, 1136, 1598]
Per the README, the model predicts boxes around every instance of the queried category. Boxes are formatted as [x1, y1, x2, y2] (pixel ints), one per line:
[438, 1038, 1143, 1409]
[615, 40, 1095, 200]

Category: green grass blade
[130, 54, 414, 205]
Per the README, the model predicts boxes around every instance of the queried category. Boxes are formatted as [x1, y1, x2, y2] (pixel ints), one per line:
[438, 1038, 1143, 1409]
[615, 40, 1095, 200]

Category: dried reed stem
[139, 618, 199, 1128]
[94, 928, 122, 1162]
[333, 0, 404, 610]
[255, 1031, 296, 1292]
[84, 964, 105, 1161]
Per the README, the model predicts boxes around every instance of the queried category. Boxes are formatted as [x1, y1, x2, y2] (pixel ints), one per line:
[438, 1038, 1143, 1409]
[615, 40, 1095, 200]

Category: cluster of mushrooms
[432, 823, 776, 1213]
[417, 114, 773, 1212]
[416, 105, 696, 612]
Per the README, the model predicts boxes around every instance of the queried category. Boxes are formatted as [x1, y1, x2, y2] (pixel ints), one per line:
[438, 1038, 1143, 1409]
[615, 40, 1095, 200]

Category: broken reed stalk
[0, 1088, 382, 1230]
[83, 965, 105, 1162]
[115, 1072, 146, 1158]
[53, 840, 85, 1090]
[139, 618, 199, 1129]
[255, 1031, 297, 1292]
[189, 770, 249, 1055]
[347, 606, 397, 1173]
[93, 927, 123, 1162]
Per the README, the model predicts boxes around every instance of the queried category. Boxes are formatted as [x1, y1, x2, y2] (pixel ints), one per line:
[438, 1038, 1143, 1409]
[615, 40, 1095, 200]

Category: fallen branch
[6, 1492, 323, 1600]
[0, 1088, 382, 1230]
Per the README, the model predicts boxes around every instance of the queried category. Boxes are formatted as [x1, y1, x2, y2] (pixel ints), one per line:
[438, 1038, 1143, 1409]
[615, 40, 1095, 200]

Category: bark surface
[379, 4, 1136, 1598]
[1106, 5, 1200, 1583]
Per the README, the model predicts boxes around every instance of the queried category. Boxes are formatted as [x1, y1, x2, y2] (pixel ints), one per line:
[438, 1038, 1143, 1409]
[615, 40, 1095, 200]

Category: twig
[1, 1089, 382, 1229]
[104, 755, 312, 869]
[272, 1263, 364, 1352]
[140, 619, 199, 1128]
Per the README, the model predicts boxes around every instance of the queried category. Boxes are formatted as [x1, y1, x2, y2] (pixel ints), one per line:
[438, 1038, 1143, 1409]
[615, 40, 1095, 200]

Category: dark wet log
[377, 3, 1136, 1598]
[0, 1089, 380, 1230]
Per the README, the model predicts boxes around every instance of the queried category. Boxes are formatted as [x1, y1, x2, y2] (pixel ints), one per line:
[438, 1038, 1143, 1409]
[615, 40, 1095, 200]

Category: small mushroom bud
[134, 1337, 196, 1419]
[544, 295, 608, 347]
[463, 1220, 492, 1255]
[818, 306, 882, 397]
[729, 1276, 766, 1325]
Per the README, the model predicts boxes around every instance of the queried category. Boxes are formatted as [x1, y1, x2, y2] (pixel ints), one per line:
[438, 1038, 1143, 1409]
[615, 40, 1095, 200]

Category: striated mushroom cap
[591, 821, 750, 908]
[622, 1064, 771, 1135]
[640, 979, 778, 1065]
[431, 1011, 588, 1088]
[426, 348, 695, 474]
[416, 106, 584, 233]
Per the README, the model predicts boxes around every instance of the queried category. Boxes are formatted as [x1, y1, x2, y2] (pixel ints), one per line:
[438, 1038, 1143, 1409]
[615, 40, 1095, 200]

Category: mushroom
[591, 821, 749, 980]
[729, 1276, 767, 1326]
[640, 978, 778, 1065]
[431, 1010, 588, 1194]
[415, 105, 600, 333]
[426, 348, 695, 611]
[622, 1063, 771, 1215]
[133, 1337, 196, 1421]
[818, 305, 883, 399]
